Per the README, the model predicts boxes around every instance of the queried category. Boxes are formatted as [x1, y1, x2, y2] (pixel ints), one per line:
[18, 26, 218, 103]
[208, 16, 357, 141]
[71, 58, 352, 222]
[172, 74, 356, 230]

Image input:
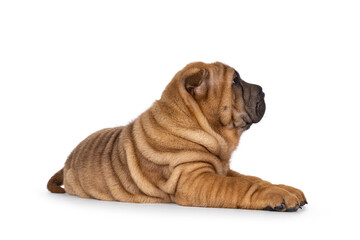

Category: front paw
[253, 185, 306, 212]
[275, 184, 307, 208]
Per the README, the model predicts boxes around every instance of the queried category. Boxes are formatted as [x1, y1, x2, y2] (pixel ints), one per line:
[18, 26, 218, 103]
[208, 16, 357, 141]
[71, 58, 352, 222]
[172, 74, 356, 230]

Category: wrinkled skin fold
[48, 62, 307, 212]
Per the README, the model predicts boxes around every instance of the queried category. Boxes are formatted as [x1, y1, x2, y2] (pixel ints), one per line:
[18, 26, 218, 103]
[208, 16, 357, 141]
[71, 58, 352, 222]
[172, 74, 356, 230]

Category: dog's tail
[47, 168, 65, 193]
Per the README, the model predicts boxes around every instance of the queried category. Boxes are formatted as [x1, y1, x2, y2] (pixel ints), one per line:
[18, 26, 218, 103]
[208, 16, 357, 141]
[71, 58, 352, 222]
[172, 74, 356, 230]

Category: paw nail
[285, 205, 300, 212]
[264, 206, 274, 211]
[274, 205, 283, 211]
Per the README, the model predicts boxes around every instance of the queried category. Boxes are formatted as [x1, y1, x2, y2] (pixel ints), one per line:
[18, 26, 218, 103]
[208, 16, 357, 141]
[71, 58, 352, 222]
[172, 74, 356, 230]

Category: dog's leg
[227, 169, 307, 210]
[174, 165, 305, 211]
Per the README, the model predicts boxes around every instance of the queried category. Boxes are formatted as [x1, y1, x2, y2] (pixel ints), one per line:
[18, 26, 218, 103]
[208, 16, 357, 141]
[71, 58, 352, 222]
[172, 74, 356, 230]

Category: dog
[48, 61, 307, 211]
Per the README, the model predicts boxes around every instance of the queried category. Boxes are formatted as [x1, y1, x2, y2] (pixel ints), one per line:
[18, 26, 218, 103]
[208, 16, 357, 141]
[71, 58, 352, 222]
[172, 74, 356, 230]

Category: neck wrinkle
[177, 83, 230, 162]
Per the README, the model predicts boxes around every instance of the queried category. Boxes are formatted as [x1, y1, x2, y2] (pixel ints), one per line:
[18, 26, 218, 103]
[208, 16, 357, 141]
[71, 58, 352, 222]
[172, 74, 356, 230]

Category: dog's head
[161, 62, 265, 152]
[177, 62, 265, 129]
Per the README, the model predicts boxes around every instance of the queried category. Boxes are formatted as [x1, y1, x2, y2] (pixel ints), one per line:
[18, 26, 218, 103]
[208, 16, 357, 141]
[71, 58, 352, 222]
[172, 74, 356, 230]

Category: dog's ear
[183, 68, 208, 98]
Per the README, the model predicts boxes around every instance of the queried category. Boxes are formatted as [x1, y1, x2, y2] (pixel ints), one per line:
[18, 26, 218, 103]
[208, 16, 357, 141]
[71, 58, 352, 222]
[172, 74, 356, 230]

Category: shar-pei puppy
[48, 62, 307, 212]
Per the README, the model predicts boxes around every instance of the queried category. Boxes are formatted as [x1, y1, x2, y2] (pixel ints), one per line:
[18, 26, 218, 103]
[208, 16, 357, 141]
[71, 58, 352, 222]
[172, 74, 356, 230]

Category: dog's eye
[233, 75, 240, 86]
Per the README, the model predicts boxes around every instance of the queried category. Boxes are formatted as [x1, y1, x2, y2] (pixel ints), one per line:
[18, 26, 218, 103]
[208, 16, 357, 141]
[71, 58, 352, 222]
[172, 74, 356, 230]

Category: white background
[1, 0, 359, 239]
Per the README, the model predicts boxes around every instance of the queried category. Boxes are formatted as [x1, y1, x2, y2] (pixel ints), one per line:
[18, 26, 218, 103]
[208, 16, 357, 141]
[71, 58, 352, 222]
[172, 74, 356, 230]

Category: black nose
[254, 85, 264, 99]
